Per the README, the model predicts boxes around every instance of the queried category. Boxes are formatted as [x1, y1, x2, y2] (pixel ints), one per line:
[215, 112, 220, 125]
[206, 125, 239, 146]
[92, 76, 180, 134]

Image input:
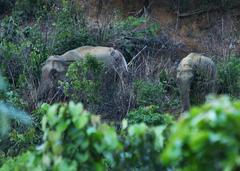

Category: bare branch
[127, 45, 147, 66]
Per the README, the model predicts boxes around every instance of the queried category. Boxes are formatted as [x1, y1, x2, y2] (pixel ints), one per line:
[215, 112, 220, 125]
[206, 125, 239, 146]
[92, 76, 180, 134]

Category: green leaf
[47, 104, 59, 126]
[128, 123, 148, 137]
[69, 101, 83, 117]
[73, 112, 89, 129]
[56, 119, 70, 133]
[101, 125, 120, 150]
[76, 152, 89, 163]
[153, 126, 166, 150]
[189, 131, 209, 152]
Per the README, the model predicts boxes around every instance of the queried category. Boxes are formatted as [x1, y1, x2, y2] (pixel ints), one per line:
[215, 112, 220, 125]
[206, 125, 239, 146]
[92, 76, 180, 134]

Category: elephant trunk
[36, 78, 54, 101]
[180, 88, 190, 112]
[178, 79, 191, 113]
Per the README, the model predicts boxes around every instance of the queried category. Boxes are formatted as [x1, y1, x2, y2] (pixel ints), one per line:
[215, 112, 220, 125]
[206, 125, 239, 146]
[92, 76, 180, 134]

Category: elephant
[37, 46, 129, 102]
[176, 53, 217, 112]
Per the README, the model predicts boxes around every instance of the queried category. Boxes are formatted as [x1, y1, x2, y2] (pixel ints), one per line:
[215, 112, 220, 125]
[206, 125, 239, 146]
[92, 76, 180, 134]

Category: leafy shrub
[0, 101, 44, 161]
[134, 80, 166, 108]
[158, 70, 180, 111]
[63, 54, 126, 118]
[91, 15, 160, 61]
[38, 102, 168, 170]
[0, 151, 39, 171]
[116, 123, 167, 171]
[133, 76, 180, 113]
[51, 2, 93, 54]
[0, 73, 33, 165]
[0, 16, 48, 90]
[120, 16, 160, 57]
[161, 95, 240, 171]
[0, 72, 42, 165]
[127, 105, 174, 126]
[217, 56, 240, 97]
[96, 16, 159, 43]
[14, 0, 54, 20]
[63, 55, 105, 106]
[0, 101, 170, 170]
[0, 73, 32, 137]
[4, 90, 26, 109]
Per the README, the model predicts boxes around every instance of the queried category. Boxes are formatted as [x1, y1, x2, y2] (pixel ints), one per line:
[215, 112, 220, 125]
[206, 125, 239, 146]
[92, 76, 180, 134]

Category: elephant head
[176, 68, 193, 112]
[37, 56, 68, 101]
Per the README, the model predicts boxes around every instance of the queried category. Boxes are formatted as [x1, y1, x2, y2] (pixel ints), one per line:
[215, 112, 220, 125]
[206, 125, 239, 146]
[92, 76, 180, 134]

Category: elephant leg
[178, 79, 192, 112]
[178, 82, 191, 112]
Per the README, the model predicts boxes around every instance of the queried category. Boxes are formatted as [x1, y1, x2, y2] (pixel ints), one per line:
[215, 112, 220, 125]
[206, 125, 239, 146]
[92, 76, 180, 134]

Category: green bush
[38, 102, 168, 170]
[63, 54, 105, 106]
[96, 16, 160, 43]
[217, 56, 240, 97]
[0, 101, 44, 162]
[0, 151, 39, 171]
[133, 76, 180, 113]
[119, 16, 160, 58]
[134, 80, 166, 108]
[0, 73, 33, 165]
[161, 95, 240, 171]
[14, 0, 54, 20]
[39, 102, 121, 170]
[0, 16, 48, 89]
[127, 105, 174, 126]
[0, 3, 92, 88]
[0, 73, 32, 137]
[0, 101, 170, 170]
[91, 15, 160, 60]
[51, 2, 92, 55]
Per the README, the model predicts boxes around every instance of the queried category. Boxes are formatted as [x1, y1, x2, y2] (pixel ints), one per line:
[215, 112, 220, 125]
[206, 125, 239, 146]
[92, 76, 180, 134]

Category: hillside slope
[83, 0, 240, 59]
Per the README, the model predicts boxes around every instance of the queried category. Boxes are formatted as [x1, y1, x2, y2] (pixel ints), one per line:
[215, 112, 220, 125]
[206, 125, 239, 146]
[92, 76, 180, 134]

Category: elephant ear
[177, 67, 194, 81]
[182, 70, 194, 81]
[49, 69, 58, 80]
[52, 60, 67, 72]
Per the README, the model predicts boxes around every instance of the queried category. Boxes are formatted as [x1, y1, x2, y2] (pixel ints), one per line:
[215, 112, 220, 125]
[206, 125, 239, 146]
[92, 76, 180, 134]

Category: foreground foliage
[2, 96, 240, 170]
[162, 96, 240, 171]
[0, 101, 170, 171]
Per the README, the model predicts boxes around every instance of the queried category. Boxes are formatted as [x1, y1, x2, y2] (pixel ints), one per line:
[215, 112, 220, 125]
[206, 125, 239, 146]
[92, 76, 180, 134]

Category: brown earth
[81, 0, 240, 60]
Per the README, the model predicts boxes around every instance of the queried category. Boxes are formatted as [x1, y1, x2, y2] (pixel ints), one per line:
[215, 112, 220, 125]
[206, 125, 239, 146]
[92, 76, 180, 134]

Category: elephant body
[177, 53, 217, 112]
[37, 46, 129, 102]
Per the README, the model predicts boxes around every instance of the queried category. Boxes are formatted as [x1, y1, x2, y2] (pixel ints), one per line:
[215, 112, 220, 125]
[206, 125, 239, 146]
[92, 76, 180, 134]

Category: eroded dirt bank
[82, 0, 240, 59]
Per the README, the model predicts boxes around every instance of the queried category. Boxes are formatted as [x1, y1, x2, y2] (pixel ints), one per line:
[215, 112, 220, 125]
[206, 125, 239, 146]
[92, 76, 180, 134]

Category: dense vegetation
[1, 0, 240, 170]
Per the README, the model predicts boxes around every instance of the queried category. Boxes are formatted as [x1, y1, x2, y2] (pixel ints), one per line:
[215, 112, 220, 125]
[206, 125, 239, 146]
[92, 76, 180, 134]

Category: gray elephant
[37, 46, 129, 102]
[176, 53, 217, 112]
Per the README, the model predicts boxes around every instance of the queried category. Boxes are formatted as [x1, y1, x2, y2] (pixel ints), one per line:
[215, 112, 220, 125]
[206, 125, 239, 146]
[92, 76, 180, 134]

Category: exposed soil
[82, 0, 240, 60]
